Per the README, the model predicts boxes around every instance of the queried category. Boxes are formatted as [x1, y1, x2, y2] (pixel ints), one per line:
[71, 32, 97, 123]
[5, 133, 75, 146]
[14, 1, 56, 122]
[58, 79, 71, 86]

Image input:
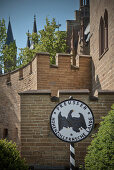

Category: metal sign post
[69, 96, 75, 170]
[50, 97, 94, 169]
[70, 143, 75, 170]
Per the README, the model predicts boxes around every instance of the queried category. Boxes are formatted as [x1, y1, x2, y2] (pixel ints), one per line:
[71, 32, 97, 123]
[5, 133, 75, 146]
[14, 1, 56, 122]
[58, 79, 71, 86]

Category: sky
[0, 0, 79, 55]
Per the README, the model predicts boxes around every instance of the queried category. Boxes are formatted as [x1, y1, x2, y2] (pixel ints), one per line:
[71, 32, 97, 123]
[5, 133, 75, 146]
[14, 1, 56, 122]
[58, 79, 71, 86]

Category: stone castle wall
[19, 90, 114, 167]
[90, 0, 114, 95]
[0, 56, 37, 145]
[0, 53, 92, 146]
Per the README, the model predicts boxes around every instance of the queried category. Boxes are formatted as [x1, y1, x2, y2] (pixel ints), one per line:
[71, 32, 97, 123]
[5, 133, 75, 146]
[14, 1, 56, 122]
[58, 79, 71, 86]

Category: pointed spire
[27, 30, 30, 48]
[33, 15, 37, 33]
[6, 17, 14, 45]
[57, 21, 61, 31]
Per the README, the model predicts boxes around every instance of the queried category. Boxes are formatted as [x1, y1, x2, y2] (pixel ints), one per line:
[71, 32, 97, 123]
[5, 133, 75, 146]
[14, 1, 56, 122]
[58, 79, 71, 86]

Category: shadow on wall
[0, 88, 20, 144]
[92, 60, 101, 95]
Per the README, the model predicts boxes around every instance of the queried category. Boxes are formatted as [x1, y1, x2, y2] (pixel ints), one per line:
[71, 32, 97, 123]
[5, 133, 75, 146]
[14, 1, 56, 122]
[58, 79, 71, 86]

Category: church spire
[33, 15, 37, 33]
[6, 17, 14, 45]
[27, 30, 30, 48]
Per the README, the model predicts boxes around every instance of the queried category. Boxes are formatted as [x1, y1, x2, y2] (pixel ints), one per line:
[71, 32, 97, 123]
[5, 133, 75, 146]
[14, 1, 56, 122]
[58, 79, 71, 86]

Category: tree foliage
[3, 41, 17, 72]
[85, 105, 114, 170]
[0, 19, 6, 71]
[19, 17, 67, 66]
[0, 139, 28, 170]
[0, 19, 17, 73]
[0, 19, 6, 54]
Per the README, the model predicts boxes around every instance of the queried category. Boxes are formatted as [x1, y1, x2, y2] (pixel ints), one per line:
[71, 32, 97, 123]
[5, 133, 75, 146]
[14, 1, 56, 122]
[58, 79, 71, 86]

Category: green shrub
[85, 105, 114, 170]
[0, 139, 28, 170]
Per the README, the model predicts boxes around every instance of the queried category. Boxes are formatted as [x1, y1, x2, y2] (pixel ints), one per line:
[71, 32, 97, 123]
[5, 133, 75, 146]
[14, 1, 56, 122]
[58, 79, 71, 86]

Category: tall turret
[30, 15, 37, 49]
[26, 30, 30, 48]
[33, 15, 37, 33]
[79, 0, 90, 54]
[80, 0, 89, 7]
[6, 17, 14, 45]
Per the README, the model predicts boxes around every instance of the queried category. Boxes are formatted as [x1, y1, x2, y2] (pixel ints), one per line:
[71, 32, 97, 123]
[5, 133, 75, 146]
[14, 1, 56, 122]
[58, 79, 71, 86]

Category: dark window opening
[99, 9, 108, 59]
[104, 9, 108, 49]
[3, 129, 8, 139]
[99, 17, 104, 56]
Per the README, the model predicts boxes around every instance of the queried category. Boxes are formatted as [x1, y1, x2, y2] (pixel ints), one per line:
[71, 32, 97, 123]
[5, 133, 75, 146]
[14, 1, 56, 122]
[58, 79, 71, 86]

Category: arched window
[99, 17, 104, 56]
[104, 9, 108, 49]
[99, 10, 108, 59]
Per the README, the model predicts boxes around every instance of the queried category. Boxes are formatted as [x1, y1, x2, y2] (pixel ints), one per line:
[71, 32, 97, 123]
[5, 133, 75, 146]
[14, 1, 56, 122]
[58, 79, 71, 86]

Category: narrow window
[3, 129, 8, 139]
[80, 0, 83, 6]
[104, 9, 108, 50]
[86, 0, 89, 6]
[99, 17, 104, 57]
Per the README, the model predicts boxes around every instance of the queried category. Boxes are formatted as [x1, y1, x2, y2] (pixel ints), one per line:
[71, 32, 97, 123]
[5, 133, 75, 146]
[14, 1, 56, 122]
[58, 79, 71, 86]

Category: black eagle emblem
[58, 110, 87, 132]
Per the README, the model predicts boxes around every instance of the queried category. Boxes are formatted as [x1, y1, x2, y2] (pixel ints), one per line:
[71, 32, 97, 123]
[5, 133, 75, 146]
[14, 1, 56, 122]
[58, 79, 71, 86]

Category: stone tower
[79, 0, 90, 54]
[66, 0, 90, 56]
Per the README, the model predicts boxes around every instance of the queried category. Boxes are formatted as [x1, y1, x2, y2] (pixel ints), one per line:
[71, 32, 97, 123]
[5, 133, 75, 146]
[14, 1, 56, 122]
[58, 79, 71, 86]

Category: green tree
[18, 47, 34, 67]
[19, 17, 67, 65]
[0, 19, 6, 54]
[0, 19, 7, 71]
[3, 41, 17, 72]
[0, 139, 28, 170]
[0, 19, 17, 73]
[85, 105, 114, 170]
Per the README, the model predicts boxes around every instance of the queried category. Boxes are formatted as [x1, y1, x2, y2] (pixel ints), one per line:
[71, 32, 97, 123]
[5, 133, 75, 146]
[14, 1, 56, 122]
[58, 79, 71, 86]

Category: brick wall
[0, 56, 37, 145]
[0, 53, 91, 146]
[19, 90, 114, 167]
[90, 0, 114, 95]
[37, 53, 92, 96]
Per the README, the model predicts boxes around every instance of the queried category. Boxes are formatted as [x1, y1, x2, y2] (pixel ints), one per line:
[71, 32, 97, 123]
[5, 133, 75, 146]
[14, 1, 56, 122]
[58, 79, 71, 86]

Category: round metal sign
[50, 99, 94, 143]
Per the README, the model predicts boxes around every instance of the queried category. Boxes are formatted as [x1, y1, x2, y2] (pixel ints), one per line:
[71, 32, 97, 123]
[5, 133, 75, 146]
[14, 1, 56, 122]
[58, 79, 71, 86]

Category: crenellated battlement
[0, 52, 92, 96]
[0, 52, 92, 146]
[0, 52, 113, 167]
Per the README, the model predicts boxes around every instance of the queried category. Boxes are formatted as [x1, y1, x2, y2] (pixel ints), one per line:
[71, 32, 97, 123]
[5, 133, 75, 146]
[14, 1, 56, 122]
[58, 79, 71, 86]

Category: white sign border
[50, 99, 94, 143]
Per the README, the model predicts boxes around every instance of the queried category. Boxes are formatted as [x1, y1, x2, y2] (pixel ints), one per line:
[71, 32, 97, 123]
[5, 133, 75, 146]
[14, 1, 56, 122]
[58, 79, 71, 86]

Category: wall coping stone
[36, 52, 50, 55]
[59, 89, 90, 95]
[79, 55, 92, 58]
[98, 90, 114, 95]
[18, 89, 51, 95]
[56, 53, 72, 57]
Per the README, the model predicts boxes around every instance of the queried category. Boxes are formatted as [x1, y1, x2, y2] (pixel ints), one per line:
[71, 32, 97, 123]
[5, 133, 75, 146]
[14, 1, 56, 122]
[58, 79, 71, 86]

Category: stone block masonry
[0, 52, 91, 147]
[19, 90, 114, 167]
[37, 53, 92, 96]
[90, 0, 114, 95]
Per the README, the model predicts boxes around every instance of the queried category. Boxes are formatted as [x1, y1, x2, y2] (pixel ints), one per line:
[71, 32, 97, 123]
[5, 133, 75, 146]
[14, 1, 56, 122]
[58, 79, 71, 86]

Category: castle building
[67, 0, 90, 59]
[0, 0, 114, 169]
[4, 18, 17, 73]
